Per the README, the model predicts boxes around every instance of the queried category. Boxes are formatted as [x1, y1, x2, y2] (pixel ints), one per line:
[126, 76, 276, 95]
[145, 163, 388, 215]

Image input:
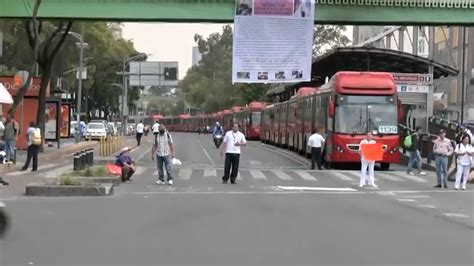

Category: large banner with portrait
[232, 0, 315, 84]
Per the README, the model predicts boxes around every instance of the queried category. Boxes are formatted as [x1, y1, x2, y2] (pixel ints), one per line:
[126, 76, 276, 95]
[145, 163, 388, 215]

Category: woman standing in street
[454, 135, 472, 190]
[359, 132, 377, 188]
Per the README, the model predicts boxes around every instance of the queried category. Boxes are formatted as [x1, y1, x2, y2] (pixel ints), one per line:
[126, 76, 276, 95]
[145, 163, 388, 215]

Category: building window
[418, 39, 425, 54]
[449, 79, 458, 104]
[451, 27, 459, 48]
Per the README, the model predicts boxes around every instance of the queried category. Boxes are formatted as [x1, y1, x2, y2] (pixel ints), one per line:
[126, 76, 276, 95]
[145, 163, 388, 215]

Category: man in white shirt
[308, 129, 325, 170]
[136, 120, 144, 146]
[152, 121, 160, 137]
[220, 123, 247, 184]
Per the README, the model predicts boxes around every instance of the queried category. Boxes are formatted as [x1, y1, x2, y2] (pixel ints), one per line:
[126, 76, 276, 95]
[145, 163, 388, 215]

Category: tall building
[192, 46, 202, 67]
[352, 25, 473, 123]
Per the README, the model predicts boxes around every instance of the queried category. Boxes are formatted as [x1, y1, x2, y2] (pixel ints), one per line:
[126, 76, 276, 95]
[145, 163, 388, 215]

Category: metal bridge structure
[0, 0, 474, 25]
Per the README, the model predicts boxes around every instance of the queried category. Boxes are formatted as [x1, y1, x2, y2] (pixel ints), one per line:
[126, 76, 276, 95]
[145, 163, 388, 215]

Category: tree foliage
[181, 25, 350, 113]
[0, 21, 140, 121]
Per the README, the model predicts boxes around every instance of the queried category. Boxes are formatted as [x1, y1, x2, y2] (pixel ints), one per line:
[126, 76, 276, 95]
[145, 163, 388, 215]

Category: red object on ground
[106, 163, 122, 176]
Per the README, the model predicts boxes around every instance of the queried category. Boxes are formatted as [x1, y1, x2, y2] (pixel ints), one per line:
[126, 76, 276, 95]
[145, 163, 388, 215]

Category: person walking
[432, 129, 453, 188]
[406, 126, 426, 176]
[152, 124, 175, 185]
[21, 121, 41, 171]
[115, 147, 136, 182]
[454, 135, 472, 190]
[4, 115, 18, 163]
[152, 120, 160, 138]
[308, 129, 325, 170]
[359, 132, 377, 188]
[220, 123, 246, 184]
[136, 120, 144, 146]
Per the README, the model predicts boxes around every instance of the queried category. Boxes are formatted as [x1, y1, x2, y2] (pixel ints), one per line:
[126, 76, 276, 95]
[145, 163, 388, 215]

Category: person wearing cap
[432, 129, 453, 188]
[115, 147, 136, 182]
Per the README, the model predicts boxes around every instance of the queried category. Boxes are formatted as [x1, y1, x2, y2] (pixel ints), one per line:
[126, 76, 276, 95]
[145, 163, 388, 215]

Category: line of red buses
[155, 71, 403, 169]
[158, 101, 266, 140]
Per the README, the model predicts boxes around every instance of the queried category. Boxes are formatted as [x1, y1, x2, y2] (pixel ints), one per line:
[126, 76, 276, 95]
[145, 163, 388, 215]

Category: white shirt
[136, 123, 144, 134]
[308, 133, 325, 148]
[223, 130, 246, 154]
[152, 123, 160, 133]
[455, 143, 473, 166]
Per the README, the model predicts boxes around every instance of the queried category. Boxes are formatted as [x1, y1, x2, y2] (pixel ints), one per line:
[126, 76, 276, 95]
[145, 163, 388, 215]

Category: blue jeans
[156, 155, 172, 181]
[406, 150, 422, 173]
[435, 155, 448, 186]
[5, 139, 15, 161]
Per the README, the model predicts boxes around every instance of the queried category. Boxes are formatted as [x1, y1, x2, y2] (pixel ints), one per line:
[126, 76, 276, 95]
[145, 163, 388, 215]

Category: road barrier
[73, 148, 95, 171]
[99, 136, 122, 157]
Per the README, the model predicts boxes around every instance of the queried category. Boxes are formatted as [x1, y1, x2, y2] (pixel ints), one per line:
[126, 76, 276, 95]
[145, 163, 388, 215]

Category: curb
[25, 182, 113, 197]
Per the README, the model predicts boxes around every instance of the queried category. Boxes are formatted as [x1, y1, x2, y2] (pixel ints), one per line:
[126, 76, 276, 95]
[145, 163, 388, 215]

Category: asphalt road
[1, 132, 473, 266]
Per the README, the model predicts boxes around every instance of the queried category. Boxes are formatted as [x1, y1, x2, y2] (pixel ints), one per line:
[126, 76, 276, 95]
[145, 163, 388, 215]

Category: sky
[122, 23, 353, 80]
[122, 23, 228, 80]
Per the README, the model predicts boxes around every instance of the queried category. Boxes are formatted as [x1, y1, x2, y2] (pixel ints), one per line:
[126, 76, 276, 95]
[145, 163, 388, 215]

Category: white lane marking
[378, 191, 396, 196]
[200, 144, 215, 165]
[236, 172, 242, 180]
[277, 186, 356, 192]
[295, 170, 317, 181]
[131, 190, 362, 195]
[273, 170, 293, 180]
[250, 170, 267, 180]
[399, 195, 431, 199]
[331, 172, 353, 181]
[443, 213, 470, 218]
[392, 172, 428, 183]
[135, 145, 153, 162]
[203, 169, 217, 177]
[396, 198, 417, 202]
[418, 205, 437, 208]
[377, 172, 403, 182]
[179, 169, 192, 180]
[133, 167, 145, 176]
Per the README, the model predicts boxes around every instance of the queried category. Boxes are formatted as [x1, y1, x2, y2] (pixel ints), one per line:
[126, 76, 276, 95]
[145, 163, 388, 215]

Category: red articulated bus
[234, 101, 266, 140]
[262, 71, 402, 170]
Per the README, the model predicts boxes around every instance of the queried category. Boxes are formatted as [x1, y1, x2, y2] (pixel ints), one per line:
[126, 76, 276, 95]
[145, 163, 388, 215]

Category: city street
[0, 132, 473, 265]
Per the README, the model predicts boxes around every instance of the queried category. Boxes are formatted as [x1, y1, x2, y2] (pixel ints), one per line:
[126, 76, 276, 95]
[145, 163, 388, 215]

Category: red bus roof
[177, 114, 191, 119]
[323, 71, 396, 95]
[152, 115, 163, 120]
[296, 87, 318, 97]
[222, 109, 232, 115]
[248, 101, 266, 110]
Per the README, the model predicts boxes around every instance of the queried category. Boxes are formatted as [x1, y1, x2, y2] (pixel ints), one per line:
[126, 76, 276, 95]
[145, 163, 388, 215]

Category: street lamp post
[119, 53, 149, 134]
[75, 24, 85, 143]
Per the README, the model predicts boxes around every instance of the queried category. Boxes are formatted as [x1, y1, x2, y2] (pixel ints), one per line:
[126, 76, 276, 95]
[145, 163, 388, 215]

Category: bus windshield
[335, 95, 398, 135]
[251, 111, 261, 126]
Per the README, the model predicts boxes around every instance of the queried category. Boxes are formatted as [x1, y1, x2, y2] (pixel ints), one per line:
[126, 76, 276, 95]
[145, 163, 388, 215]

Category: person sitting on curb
[115, 147, 136, 182]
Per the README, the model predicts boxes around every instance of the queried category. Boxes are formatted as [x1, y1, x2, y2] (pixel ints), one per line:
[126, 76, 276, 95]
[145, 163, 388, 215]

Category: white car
[108, 122, 118, 136]
[70, 121, 77, 137]
[86, 123, 107, 140]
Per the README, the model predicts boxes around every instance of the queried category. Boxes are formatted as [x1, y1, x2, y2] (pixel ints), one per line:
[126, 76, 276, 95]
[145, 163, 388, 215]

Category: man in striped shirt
[152, 124, 175, 185]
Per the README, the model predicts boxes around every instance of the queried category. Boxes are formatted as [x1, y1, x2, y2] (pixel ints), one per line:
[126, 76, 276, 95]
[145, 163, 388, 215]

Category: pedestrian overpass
[0, 0, 473, 25]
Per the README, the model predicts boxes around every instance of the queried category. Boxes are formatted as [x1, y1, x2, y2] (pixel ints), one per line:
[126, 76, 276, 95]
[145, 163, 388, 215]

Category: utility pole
[75, 23, 85, 143]
[460, 26, 466, 124]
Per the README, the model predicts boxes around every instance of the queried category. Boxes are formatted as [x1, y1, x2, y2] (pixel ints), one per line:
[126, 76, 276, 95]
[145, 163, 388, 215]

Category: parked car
[86, 122, 108, 140]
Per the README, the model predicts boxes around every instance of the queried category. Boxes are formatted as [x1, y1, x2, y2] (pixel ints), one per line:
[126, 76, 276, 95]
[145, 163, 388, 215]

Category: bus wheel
[380, 163, 390, 171]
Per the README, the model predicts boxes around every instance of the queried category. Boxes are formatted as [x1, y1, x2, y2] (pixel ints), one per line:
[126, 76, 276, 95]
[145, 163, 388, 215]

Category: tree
[313, 25, 351, 57]
[5, 0, 41, 116]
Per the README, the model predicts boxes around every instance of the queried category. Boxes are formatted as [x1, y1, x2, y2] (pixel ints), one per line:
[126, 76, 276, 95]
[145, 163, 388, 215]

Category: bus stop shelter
[266, 47, 459, 129]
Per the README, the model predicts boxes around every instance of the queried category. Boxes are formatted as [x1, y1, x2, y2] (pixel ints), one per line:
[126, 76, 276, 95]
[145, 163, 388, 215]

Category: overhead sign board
[129, 61, 178, 87]
[396, 84, 429, 94]
[392, 73, 433, 85]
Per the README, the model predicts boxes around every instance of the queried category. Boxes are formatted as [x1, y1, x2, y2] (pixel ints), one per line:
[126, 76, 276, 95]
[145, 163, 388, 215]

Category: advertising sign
[45, 100, 60, 141]
[60, 103, 71, 138]
[232, 0, 315, 84]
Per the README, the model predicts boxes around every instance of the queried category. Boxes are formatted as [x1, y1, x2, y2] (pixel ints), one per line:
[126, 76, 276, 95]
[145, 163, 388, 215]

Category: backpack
[404, 134, 413, 148]
[32, 128, 42, 145]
